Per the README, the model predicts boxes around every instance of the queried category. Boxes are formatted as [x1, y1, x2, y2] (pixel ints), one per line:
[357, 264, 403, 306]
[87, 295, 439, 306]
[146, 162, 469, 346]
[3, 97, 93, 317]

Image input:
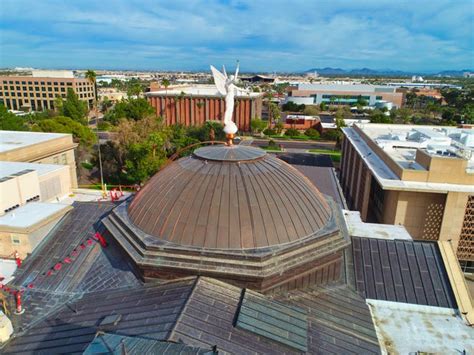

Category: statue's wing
[234, 61, 240, 81]
[210, 65, 227, 96]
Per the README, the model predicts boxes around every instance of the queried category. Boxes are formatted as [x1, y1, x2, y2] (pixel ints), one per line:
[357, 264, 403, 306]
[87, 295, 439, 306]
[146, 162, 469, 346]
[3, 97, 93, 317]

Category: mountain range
[304, 67, 472, 77]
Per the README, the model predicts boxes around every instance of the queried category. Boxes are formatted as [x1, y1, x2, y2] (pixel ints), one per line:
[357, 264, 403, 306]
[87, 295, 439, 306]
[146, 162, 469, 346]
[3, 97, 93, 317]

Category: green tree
[304, 128, 320, 139]
[0, 103, 28, 131]
[268, 102, 281, 127]
[105, 98, 155, 123]
[62, 88, 88, 124]
[369, 109, 393, 123]
[250, 118, 268, 134]
[34, 116, 96, 146]
[274, 121, 284, 134]
[303, 105, 320, 116]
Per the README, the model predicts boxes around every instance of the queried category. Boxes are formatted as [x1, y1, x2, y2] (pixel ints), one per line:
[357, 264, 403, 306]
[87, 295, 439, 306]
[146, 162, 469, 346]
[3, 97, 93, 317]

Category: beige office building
[0, 130, 78, 258]
[340, 124, 474, 264]
[0, 70, 95, 111]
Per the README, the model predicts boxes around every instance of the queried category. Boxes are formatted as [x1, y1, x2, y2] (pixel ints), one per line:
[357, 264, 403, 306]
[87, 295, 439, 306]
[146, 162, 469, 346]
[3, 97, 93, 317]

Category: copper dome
[127, 145, 332, 250]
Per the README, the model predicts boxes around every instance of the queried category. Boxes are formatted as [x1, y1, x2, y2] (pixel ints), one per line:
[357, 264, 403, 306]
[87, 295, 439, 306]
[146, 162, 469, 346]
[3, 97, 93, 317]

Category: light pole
[96, 117, 105, 196]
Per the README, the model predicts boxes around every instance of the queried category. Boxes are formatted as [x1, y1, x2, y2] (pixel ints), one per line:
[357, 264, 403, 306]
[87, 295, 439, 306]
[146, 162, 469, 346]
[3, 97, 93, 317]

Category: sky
[0, 0, 473, 73]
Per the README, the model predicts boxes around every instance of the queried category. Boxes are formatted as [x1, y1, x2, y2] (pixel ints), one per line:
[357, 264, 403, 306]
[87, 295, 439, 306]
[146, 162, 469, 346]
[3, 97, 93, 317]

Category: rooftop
[0, 131, 70, 154]
[342, 125, 474, 193]
[367, 300, 474, 354]
[360, 124, 474, 171]
[352, 237, 456, 308]
[147, 85, 262, 98]
[297, 83, 398, 93]
[343, 210, 412, 240]
[0, 202, 71, 230]
[1, 198, 468, 354]
[0, 161, 66, 179]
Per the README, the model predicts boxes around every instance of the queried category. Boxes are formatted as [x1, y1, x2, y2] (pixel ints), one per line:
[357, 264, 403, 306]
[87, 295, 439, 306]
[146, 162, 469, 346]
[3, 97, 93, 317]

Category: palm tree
[85, 70, 97, 110]
[162, 78, 170, 94]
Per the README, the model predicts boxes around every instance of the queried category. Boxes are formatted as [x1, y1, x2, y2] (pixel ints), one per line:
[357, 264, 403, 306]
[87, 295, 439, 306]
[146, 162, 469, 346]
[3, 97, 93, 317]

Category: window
[48, 93, 53, 98]
[54, 87, 59, 92]
[376, 96, 383, 100]
[42, 93, 46, 97]
[16, 86, 20, 90]
[21, 81, 26, 84]
[40, 81, 45, 85]
[61, 88, 65, 92]
[28, 81, 32, 84]
[48, 87, 52, 91]
[41, 87, 46, 91]
[11, 235, 21, 245]
[22, 86, 27, 90]
[61, 153, 67, 164]
[47, 82, 51, 85]
[53, 156, 59, 164]
[35, 87, 40, 91]
[15, 81, 19, 84]
[28, 87, 33, 91]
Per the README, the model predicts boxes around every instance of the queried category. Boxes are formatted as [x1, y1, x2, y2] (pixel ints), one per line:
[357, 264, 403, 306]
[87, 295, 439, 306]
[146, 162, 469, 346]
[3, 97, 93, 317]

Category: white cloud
[0, 0, 472, 71]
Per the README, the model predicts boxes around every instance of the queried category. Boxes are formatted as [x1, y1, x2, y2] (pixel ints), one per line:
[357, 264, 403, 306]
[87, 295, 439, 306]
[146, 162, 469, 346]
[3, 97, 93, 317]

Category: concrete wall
[0, 216, 63, 259]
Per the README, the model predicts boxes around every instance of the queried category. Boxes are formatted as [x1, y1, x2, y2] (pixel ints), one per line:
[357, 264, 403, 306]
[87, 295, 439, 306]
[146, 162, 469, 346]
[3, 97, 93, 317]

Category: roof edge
[438, 240, 474, 326]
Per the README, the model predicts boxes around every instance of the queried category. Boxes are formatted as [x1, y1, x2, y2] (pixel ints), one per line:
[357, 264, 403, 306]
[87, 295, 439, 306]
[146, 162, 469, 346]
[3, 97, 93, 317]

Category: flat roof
[297, 83, 397, 93]
[0, 130, 70, 154]
[343, 210, 412, 240]
[367, 300, 474, 354]
[0, 202, 71, 229]
[342, 126, 474, 193]
[147, 85, 262, 98]
[0, 161, 66, 179]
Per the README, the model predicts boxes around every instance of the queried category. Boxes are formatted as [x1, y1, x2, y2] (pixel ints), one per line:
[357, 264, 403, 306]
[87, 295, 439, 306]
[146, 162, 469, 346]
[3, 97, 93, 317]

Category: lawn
[261, 145, 283, 152]
[308, 148, 341, 162]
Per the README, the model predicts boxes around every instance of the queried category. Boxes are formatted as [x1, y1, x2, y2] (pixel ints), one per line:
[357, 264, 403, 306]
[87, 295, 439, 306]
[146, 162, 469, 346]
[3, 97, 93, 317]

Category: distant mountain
[304, 67, 472, 77]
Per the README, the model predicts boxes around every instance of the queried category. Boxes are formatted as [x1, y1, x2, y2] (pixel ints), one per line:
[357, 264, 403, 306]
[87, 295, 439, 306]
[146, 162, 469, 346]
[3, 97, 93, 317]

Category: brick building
[146, 85, 263, 132]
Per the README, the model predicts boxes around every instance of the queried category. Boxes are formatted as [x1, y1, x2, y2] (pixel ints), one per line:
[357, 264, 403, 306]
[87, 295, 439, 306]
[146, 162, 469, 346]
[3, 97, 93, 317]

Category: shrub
[263, 128, 276, 136]
[284, 128, 300, 137]
[322, 129, 342, 141]
[304, 128, 320, 139]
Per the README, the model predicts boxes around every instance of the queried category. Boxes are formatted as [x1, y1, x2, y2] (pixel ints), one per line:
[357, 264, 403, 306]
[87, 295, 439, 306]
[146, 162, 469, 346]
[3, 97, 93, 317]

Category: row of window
[2, 79, 92, 86]
[1, 91, 93, 98]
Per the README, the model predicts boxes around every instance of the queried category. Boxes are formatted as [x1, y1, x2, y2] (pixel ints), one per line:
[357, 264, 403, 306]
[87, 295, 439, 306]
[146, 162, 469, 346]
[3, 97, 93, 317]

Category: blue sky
[0, 0, 473, 72]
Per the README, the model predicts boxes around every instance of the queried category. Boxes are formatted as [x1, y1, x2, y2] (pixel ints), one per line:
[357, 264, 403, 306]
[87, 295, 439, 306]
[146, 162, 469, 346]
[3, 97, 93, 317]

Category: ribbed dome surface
[128, 145, 331, 250]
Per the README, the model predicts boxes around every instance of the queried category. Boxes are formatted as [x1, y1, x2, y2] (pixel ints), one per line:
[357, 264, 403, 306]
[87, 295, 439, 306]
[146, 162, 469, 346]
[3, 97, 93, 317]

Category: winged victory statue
[210, 62, 247, 136]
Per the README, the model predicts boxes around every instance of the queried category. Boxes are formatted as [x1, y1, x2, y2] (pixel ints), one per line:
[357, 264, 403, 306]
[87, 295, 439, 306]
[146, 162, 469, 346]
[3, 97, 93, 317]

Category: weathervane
[210, 61, 241, 145]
